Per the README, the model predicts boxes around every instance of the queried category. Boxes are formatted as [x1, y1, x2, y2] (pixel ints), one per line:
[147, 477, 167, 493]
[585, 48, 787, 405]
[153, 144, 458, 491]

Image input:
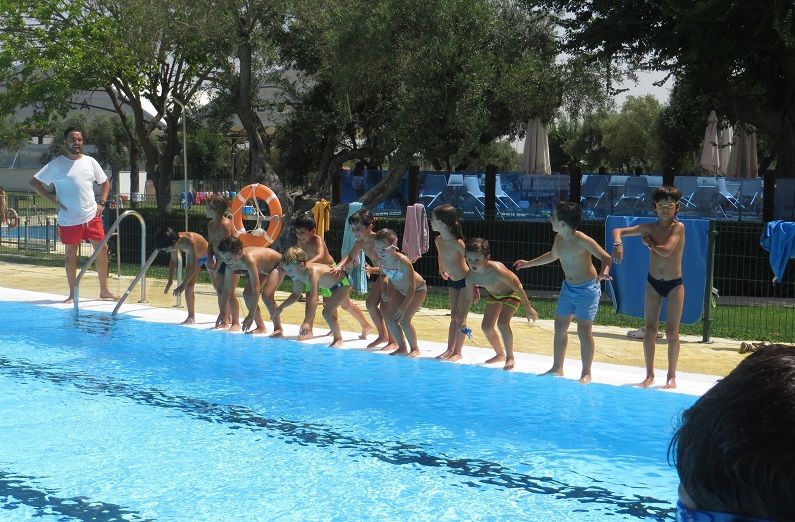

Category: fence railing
[1, 189, 793, 343]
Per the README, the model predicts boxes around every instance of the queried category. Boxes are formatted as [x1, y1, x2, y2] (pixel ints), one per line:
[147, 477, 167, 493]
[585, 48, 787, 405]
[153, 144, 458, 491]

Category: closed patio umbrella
[718, 124, 733, 175]
[699, 110, 721, 174]
[523, 118, 551, 174]
[726, 123, 758, 178]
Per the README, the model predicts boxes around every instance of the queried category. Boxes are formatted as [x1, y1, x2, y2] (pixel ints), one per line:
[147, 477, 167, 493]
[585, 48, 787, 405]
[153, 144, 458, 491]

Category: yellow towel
[312, 199, 331, 239]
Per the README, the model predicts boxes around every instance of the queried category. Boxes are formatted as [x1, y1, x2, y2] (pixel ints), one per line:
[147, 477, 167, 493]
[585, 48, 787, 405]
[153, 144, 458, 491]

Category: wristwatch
[98, 199, 108, 206]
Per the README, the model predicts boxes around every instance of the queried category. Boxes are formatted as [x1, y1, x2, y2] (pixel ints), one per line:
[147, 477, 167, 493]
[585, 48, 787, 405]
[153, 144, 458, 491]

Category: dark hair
[206, 194, 228, 213]
[669, 345, 795, 520]
[652, 185, 682, 204]
[464, 237, 490, 257]
[63, 126, 83, 139]
[432, 204, 464, 240]
[554, 201, 582, 230]
[154, 227, 179, 249]
[294, 213, 317, 231]
[218, 236, 244, 255]
[348, 209, 375, 227]
[375, 228, 398, 246]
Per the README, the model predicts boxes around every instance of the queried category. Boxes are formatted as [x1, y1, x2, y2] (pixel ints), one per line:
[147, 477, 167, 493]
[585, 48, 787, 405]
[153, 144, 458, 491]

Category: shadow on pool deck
[0, 261, 749, 378]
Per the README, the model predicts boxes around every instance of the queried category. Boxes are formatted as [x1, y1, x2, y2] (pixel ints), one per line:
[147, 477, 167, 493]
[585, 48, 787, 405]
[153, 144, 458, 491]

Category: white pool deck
[1, 287, 721, 396]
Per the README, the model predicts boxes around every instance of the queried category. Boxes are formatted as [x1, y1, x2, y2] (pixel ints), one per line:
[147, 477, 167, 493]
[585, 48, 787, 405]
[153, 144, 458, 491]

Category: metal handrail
[74, 210, 146, 316]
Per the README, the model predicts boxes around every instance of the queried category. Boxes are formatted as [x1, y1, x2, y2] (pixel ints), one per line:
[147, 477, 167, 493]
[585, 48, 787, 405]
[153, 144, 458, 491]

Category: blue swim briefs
[556, 278, 601, 321]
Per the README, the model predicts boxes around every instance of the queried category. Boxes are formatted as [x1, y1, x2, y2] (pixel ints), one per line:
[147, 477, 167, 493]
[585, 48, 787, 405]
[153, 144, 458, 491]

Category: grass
[1, 246, 792, 343]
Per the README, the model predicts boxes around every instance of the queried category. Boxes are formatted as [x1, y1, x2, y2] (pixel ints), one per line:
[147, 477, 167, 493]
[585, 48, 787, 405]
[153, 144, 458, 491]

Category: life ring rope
[230, 183, 283, 247]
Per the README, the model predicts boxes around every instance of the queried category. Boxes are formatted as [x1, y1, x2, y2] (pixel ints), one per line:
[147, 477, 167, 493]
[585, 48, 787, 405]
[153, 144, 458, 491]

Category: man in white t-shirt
[29, 127, 118, 303]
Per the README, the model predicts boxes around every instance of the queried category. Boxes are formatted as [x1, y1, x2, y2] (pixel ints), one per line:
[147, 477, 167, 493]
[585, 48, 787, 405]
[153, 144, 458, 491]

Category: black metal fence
[1, 189, 793, 342]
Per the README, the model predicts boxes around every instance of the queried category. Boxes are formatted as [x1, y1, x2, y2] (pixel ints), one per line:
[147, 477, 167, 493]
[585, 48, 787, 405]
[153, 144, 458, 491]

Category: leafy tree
[0, 116, 29, 152]
[185, 122, 230, 181]
[89, 114, 129, 194]
[449, 140, 523, 173]
[280, 0, 602, 212]
[0, 0, 228, 212]
[601, 95, 661, 172]
[545, 0, 795, 177]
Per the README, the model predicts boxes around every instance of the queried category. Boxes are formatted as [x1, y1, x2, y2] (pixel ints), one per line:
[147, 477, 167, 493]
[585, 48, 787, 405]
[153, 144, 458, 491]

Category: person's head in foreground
[293, 214, 317, 245]
[154, 227, 179, 251]
[464, 237, 490, 272]
[669, 344, 795, 522]
[280, 246, 307, 277]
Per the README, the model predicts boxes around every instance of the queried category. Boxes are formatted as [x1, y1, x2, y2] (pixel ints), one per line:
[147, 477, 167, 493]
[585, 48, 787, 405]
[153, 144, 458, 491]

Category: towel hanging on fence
[311, 199, 331, 239]
[341, 202, 368, 293]
[760, 220, 795, 283]
[402, 203, 429, 262]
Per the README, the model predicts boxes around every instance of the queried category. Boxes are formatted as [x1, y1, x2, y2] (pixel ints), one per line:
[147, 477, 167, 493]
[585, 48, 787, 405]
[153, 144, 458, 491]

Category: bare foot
[359, 324, 373, 340]
[269, 329, 284, 338]
[213, 322, 230, 330]
[579, 373, 592, 384]
[436, 349, 452, 360]
[447, 353, 462, 362]
[99, 291, 119, 301]
[484, 354, 506, 364]
[408, 348, 421, 358]
[246, 326, 267, 335]
[227, 323, 241, 333]
[180, 316, 196, 325]
[389, 347, 409, 356]
[380, 342, 398, 352]
[63, 296, 74, 304]
[503, 358, 515, 371]
[325, 330, 333, 337]
[663, 376, 677, 389]
[330, 338, 344, 348]
[367, 336, 388, 349]
[297, 333, 313, 341]
[540, 367, 564, 377]
[638, 376, 655, 388]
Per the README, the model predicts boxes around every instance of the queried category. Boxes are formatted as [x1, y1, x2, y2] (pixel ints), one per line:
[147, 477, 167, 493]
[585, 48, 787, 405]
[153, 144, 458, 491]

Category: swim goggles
[676, 500, 772, 522]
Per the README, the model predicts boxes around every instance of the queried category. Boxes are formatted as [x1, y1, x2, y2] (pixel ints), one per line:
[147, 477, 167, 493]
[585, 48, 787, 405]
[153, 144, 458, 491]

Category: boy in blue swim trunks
[515, 202, 611, 383]
[274, 246, 372, 347]
[612, 185, 685, 389]
[155, 227, 210, 325]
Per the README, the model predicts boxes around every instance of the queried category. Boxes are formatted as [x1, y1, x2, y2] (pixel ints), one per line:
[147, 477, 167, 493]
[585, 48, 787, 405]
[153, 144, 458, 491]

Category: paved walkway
[0, 261, 749, 383]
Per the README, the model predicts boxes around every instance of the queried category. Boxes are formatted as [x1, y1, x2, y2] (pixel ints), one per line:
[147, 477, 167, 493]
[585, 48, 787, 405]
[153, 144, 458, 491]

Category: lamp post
[169, 96, 189, 232]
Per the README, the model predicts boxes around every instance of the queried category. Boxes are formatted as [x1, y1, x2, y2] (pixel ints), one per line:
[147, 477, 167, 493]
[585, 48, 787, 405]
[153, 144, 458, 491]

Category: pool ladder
[73, 210, 151, 317]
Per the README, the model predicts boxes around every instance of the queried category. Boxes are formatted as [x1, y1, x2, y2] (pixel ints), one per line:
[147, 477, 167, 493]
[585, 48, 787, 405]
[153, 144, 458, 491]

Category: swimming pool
[0, 296, 696, 521]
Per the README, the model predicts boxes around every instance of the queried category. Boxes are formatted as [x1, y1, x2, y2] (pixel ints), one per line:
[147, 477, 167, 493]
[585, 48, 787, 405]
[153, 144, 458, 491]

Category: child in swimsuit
[155, 227, 210, 325]
[332, 209, 396, 350]
[274, 246, 372, 347]
[373, 228, 427, 357]
[458, 238, 538, 371]
[514, 202, 612, 383]
[430, 204, 472, 362]
[612, 185, 686, 389]
[216, 236, 282, 335]
[205, 194, 240, 331]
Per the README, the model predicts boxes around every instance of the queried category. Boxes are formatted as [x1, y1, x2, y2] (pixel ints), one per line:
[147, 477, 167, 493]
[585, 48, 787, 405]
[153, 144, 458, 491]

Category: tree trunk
[235, 16, 292, 220]
[775, 112, 795, 179]
[330, 161, 408, 218]
[129, 139, 140, 208]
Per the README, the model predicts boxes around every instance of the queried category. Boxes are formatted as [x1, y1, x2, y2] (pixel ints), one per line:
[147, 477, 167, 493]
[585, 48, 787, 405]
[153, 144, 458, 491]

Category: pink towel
[402, 203, 429, 262]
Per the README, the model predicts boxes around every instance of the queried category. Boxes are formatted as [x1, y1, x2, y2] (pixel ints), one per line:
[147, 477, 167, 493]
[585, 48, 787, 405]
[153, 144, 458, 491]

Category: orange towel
[311, 199, 330, 239]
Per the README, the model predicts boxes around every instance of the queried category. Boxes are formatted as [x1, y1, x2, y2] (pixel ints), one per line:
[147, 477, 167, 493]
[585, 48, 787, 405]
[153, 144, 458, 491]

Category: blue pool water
[0, 300, 696, 521]
[0, 224, 56, 241]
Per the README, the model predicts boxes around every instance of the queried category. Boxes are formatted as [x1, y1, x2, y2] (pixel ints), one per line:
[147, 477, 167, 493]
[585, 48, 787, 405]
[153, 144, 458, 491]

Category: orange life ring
[4, 208, 19, 229]
[230, 183, 283, 247]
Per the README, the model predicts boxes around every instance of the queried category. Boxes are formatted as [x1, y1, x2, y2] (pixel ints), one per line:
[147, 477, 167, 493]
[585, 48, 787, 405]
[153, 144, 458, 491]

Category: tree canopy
[544, 0, 795, 176]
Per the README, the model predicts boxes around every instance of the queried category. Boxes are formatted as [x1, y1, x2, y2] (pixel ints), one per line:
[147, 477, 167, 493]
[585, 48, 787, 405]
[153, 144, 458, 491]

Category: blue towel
[341, 202, 368, 294]
[605, 216, 709, 324]
[759, 220, 795, 282]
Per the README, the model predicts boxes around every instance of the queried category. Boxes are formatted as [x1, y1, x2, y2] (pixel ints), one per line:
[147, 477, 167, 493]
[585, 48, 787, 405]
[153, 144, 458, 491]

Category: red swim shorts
[59, 215, 106, 245]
